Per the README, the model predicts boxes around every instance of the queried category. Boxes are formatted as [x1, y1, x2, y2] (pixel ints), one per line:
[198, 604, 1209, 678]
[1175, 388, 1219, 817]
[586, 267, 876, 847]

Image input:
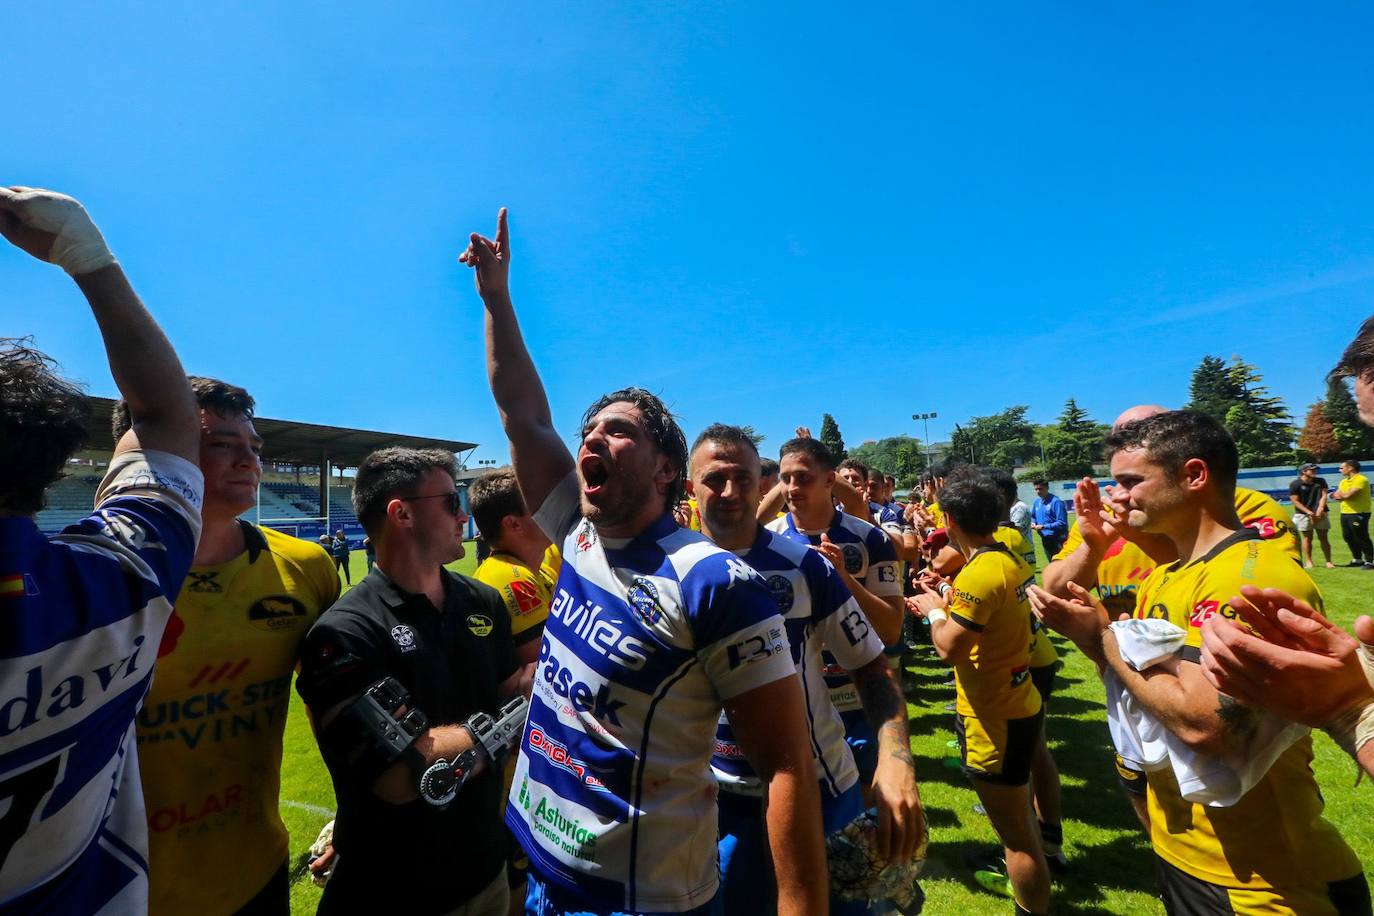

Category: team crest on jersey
[841, 544, 863, 574]
[627, 576, 663, 625]
[247, 595, 307, 631]
[391, 624, 417, 652]
[765, 575, 794, 614]
[1143, 602, 1170, 620]
[186, 571, 222, 593]
[467, 614, 494, 637]
[576, 523, 597, 553]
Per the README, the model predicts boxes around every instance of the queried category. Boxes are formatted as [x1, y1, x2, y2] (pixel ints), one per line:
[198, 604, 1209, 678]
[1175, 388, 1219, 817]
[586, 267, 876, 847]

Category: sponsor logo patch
[186, 571, 222, 594]
[467, 614, 494, 637]
[247, 595, 307, 631]
[626, 576, 662, 626]
[765, 575, 794, 614]
[841, 544, 863, 574]
[391, 624, 417, 652]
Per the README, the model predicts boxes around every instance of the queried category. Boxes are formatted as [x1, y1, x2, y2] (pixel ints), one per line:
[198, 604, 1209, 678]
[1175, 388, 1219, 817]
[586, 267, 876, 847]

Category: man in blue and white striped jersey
[464, 209, 827, 916]
[691, 424, 925, 915]
[0, 187, 202, 914]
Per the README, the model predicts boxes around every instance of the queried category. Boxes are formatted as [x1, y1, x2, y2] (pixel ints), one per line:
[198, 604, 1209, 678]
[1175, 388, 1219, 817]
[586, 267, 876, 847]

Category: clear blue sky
[6, 3, 1373, 463]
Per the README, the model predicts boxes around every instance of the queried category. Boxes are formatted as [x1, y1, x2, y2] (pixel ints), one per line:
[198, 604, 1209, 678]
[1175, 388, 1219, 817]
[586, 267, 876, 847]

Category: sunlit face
[865, 475, 885, 504]
[780, 452, 835, 517]
[577, 401, 672, 529]
[1034, 482, 1048, 499]
[1355, 375, 1374, 427]
[689, 441, 760, 542]
[400, 467, 468, 565]
[1342, 462, 1357, 477]
[199, 409, 262, 518]
[1107, 447, 1189, 534]
[838, 466, 866, 498]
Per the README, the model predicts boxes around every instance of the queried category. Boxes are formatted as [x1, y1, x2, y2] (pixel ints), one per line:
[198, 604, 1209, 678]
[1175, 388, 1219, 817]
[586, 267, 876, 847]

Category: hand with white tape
[0, 186, 117, 276]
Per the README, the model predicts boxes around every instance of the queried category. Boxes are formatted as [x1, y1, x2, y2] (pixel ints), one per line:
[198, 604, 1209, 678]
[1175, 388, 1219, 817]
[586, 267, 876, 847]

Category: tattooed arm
[1101, 629, 1248, 757]
[851, 656, 926, 864]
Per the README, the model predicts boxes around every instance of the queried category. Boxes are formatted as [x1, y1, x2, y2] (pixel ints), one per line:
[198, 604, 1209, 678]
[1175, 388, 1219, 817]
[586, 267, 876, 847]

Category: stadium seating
[35, 475, 101, 535]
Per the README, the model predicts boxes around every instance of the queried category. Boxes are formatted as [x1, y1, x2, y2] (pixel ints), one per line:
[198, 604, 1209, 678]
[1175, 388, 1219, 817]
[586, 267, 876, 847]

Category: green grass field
[280, 527, 1374, 914]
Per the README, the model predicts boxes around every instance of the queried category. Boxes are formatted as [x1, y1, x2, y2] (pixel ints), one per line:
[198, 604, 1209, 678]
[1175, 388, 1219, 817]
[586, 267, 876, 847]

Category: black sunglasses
[400, 491, 464, 515]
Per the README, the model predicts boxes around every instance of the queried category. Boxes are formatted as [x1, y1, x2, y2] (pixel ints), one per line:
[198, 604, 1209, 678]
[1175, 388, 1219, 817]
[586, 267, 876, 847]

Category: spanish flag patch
[0, 574, 32, 599]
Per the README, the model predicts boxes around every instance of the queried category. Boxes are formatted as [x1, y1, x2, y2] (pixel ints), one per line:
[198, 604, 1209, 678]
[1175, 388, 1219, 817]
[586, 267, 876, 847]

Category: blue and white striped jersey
[0, 451, 202, 914]
[765, 510, 899, 722]
[710, 527, 884, 799]
[507, 474, 794, 913]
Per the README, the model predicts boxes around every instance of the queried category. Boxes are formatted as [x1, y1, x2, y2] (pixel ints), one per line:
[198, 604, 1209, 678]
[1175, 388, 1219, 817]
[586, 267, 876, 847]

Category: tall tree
[1187, 355, 1245, 422]
[739, 425, 766, 448]
[819, 413, 847, 461]
[1324, 377, 1374, 457]
[948, 406, 1037, 470]
[1224, 358, 1294, 466]
[848, 435, 928, 487]
[1297, 402, 1341, 461]
[1037, 398, 1108, 480]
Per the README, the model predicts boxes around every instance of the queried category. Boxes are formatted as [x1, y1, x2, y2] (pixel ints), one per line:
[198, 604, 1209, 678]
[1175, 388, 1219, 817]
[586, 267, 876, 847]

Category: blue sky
[5, 3, 1374, 463]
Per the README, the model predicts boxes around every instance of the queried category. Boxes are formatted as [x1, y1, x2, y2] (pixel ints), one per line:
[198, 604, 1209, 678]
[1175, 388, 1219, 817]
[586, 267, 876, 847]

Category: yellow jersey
[474, 542, 562, 646]
[993, 526, 1057, 668]
[928, 500, 945, 529]
[1337, 473, 1371, 514]
[137, 524, 338, 914]
[1054, 486, 1297, 619]
[1132, 529, 1361, 890]
[948, 542, 1041, 721]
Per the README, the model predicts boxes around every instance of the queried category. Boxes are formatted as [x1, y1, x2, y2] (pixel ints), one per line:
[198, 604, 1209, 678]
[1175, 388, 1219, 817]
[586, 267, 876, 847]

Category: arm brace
[321, 677, 429, 785]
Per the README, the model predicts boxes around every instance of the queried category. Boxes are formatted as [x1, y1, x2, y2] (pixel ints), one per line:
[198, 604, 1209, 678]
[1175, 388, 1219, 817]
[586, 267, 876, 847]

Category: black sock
[1039, 820, 1063, 856]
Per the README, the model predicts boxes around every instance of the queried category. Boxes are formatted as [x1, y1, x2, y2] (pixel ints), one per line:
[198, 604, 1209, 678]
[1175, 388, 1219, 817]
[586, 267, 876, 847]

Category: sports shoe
[1347, 560, 1365, 567]
[963, 848, 1004, 873]
[973, 868, 1014, 899]
[971, 803, 987, 816]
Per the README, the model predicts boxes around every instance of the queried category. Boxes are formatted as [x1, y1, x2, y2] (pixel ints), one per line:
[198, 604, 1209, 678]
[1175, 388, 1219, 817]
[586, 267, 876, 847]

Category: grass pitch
[280, 530, 1374, 914]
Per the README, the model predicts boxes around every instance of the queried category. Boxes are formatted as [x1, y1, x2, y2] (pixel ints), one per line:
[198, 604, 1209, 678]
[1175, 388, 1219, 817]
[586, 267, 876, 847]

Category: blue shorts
[844, 719, 878, 789]
[717, 781, 869, 916]
[524, 873, 722, 916]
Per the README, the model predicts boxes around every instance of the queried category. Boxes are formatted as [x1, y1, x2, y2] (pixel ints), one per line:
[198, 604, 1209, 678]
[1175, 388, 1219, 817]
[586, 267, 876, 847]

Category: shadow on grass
[921, 831, 1157, 915]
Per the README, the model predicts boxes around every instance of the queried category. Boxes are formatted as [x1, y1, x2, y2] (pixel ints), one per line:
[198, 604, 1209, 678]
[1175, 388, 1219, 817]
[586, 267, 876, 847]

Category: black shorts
[955, 708, 1043, 786]
[1114, 752, 1148, 798]
[233, 862, 289, 916]
[1030, 663, 1056, 704]
[1154, 855, 1371, 915]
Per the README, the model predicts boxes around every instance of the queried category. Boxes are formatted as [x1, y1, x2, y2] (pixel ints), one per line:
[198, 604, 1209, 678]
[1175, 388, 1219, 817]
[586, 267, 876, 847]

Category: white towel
[1104, 618, 1308, 807]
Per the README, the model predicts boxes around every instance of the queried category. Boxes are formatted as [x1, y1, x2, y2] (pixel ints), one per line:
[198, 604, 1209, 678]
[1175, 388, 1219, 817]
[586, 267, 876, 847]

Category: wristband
[937, 582, 951, 598]
[926, 608, 948, 624]
[1323, 699, 1374, 759]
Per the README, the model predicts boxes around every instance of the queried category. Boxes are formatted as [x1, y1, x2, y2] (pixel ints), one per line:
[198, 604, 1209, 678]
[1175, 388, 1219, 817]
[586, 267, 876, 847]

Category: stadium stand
[36, 396, 477, 544]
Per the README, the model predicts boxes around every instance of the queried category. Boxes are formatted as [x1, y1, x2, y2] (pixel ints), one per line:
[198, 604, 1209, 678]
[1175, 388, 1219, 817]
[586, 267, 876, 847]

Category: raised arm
[462, 208, 573, 512]
[0, 187, 197, 462]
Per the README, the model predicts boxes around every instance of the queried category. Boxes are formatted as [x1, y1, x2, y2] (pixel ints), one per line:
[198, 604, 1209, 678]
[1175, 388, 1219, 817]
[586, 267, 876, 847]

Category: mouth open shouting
[580, 453, 610, 500]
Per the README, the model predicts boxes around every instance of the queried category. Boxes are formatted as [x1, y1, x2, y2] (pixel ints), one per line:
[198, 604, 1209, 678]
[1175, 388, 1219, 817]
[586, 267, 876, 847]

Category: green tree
[1186, 355, 1246, 422]
[739, 425, 766, 448]
[1297, 401, 1341, 462]
[819, 413, 847, 461]
[948, 406, 1037, 470]
[1223, 358, 1294, 466]
[848, 435, 928, 487]
[1037, 398, 1108, 480]
[1323, 377, 1374, 457]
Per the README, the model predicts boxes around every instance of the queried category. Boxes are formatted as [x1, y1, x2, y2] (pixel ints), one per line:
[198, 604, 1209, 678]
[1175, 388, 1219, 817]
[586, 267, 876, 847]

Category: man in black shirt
[1289, 463, 1334, 569]
[297, 447, 531, 915]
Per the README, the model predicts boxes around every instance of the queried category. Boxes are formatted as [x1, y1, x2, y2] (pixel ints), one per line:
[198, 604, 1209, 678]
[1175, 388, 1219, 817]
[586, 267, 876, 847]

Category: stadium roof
[84, 397, 477, 468]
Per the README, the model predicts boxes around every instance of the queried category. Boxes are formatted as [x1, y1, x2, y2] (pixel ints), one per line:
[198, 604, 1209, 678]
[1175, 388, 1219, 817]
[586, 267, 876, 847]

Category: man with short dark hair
[1290, 463, 1335, 569]
[114, 377, 338, 916]
[1030, 411, 1368, 913]
[690, 425, 924, 915]
[909, 469, 1049, 915]
[1331, 459, 1373, 567]
[332, 528, 353, 583]
[466, 209, 827, 915]
[0, 187, 202, 911]
[296, 447, 529, 915]
[1029, 479, 1067, 562]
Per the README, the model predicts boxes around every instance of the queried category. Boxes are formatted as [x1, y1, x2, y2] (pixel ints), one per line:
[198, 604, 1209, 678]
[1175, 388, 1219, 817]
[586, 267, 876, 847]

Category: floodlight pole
[912, 412, 937, 468]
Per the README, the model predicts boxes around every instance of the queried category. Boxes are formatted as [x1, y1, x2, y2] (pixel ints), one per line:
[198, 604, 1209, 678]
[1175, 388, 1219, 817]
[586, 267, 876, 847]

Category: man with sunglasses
[297, 447, 532, 916]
